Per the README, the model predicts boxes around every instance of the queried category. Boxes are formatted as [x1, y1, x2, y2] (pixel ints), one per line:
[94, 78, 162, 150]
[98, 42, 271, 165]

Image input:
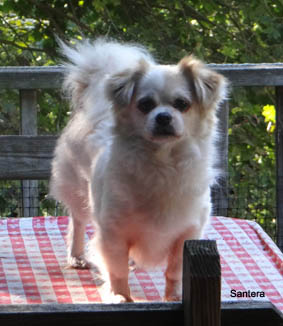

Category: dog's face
[132, 66, 191, 143]
[107, 56, 227, 144]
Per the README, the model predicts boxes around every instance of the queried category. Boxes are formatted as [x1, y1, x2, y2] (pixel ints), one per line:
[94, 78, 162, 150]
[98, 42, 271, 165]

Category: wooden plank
[211, 100, 229, 216]
[221, 301, 283, 326]
[276, 87, 283, 251]
[1, 64, 283, 89]
[20, 90, 38, 135]
[0, 303, 183, 326]
[183, 240, 221, 326]
[211, 63, 283, 86]
[0, 301, 281, 326]
[0, 135, 56, 180]
[0, 66, 64, 89]
[20, 89, 39, 216]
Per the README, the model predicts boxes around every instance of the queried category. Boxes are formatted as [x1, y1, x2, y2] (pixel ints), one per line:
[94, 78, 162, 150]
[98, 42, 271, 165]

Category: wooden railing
[0, 65, 283, 252]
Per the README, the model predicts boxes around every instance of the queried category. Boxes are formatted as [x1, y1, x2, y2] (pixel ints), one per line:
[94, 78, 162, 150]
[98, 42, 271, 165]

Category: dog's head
[106, 56, 228, 144]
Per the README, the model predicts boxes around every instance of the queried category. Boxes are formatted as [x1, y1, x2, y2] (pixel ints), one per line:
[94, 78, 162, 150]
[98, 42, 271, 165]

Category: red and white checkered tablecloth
[0, 216, 282, 311]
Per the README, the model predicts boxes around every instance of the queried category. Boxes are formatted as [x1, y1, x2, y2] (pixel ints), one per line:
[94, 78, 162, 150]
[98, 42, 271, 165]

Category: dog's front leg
[165, 236, 184, 302]
[97, 231, 133, 303]
[165, 227, 204, 301]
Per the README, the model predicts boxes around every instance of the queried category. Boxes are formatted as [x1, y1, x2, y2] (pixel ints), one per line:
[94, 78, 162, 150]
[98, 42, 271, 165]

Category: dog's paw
[164, 294, 182, 302]
[109, 294, 134, 303]
[100, 284, 133, 303]
[164, 279, 181, 301]
[67, 256, 92, 269]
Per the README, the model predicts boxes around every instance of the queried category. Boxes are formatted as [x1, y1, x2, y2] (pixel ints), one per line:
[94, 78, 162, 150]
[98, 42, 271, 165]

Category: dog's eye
[137, 97, 156, 114]
[173, 98, 190, 112]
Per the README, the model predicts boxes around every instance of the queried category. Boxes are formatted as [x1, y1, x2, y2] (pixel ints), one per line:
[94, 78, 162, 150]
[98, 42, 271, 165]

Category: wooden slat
[0, 301, 281, 326]
[0, 303, 183, 326]
[20, 89, 39, 216]
[0, 66, 64, 89]
[183, 240, 221, 326]
[221, 301, 283, 326]
[1, 64, 283, 89]
[20, 90, 38, 135]
[0, 135, 56, 180]
[276, 87, 283, 251]
[211, 63, 283, 86]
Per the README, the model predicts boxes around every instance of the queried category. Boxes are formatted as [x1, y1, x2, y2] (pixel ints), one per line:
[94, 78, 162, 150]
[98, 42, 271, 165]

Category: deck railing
[0, 64, 283, 251]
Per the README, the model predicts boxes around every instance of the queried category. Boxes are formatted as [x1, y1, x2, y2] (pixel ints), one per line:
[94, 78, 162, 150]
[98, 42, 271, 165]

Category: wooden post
[183, 240, 221, 326]
[20, 89, 38, 217]
[276, 87, 283, 251]
[212, 100, 229, 216]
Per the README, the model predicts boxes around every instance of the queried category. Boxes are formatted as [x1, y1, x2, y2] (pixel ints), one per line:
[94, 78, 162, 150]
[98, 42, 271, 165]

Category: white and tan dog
[50, 38, 227, 302]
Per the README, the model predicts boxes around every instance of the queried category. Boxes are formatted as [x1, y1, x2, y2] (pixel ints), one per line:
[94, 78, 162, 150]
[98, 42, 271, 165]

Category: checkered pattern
[0, 216, 282, 312]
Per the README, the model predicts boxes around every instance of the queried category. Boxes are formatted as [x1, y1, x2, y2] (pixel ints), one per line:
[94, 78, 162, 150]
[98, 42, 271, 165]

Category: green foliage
[0, 0, 281, 238]
[37, 90, 69, 134]
[1, 0, 283, 65]
[0, 89, 19, 134]
[0, 180, 21, 217]
[228, 87, 276, 238]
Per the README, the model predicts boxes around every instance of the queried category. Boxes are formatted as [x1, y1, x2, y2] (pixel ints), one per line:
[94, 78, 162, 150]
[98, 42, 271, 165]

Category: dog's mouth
[151, 125, 180, 142]
[153, 125, 176, 136]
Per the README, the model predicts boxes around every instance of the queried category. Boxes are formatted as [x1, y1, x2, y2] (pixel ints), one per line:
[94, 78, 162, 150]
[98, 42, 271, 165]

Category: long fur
[50, 38, 228, 302]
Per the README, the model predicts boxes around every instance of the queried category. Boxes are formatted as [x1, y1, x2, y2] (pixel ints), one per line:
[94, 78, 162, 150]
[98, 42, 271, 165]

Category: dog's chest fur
[93, 137, 212, 267]
[95, 136, 211, 229]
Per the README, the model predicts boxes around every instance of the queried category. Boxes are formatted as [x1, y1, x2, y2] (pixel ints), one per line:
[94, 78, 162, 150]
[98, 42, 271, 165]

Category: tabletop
[0, 216, 282, 312]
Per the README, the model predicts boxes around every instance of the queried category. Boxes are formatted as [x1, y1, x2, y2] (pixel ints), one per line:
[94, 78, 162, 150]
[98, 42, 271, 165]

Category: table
[0, 216, 282, 313]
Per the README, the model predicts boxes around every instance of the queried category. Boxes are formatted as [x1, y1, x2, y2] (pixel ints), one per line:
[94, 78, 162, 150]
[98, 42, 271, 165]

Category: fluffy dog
[50, 38, 227, 302]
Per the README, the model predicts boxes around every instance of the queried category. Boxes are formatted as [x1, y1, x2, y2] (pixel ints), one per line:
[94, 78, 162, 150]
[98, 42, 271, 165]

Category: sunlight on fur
[50, 38, 228, 303]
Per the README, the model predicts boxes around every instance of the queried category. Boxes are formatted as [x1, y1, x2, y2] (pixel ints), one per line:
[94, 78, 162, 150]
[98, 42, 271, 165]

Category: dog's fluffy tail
[58, 38, 155, 111]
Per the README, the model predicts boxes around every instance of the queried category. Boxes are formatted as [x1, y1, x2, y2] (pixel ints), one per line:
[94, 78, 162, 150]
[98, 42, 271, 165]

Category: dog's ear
[179, 55, 228, 111]
[106, 60, 147, 108]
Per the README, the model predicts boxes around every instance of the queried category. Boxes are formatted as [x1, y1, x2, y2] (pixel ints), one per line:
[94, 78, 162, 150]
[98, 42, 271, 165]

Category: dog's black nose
[155, 112, 172, 126]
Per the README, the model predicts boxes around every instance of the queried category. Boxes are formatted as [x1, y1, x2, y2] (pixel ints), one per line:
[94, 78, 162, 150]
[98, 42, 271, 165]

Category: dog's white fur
[50, 38, 228, 302]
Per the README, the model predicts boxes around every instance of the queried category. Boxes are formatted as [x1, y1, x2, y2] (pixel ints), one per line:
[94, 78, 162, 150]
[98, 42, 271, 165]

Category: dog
[50, 38, 228, 303]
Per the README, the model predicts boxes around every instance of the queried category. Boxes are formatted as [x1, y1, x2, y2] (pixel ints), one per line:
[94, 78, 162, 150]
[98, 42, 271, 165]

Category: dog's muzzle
[153, 112, 176, 136]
